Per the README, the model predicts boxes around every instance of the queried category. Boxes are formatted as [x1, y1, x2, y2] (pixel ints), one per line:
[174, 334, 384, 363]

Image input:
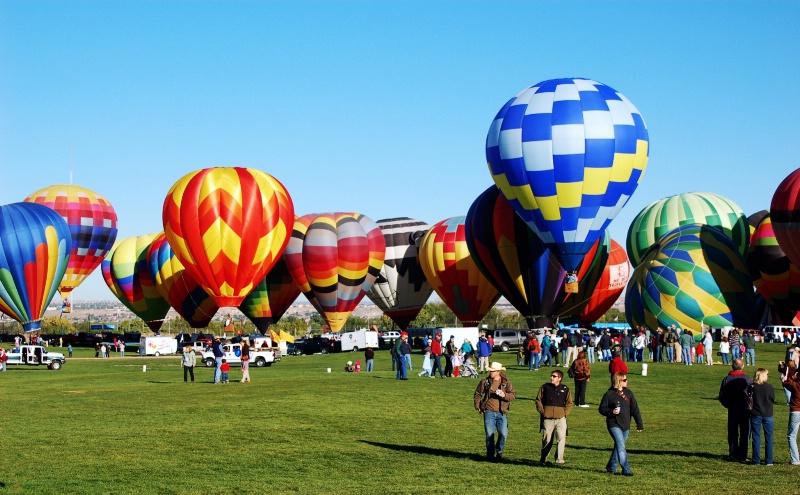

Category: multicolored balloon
[240, 256, 300, 334]
[747, 213, 800, 324]
[486, 78, 649, 272]
[626, 224, 757, 331]
[103, 234, 171, 332]
[771, 168, 800, 268]
[284, 213, 386, 333]
[465, 186, 604, 328]
[558, 231, 611, 319]
[567, 238, 629, 325]
[627, 192, 749, 267]
[366, 217, 434, 330]
[24, 184, 117, 297]
[147, 233, 219, 328]
[0, 202, 71, 331]
[419, 216, 500, 327]
[162, 167, 294, 307]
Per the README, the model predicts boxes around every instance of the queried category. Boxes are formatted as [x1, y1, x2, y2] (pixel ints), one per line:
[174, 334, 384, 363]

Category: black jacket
[598, 387, 643, 432]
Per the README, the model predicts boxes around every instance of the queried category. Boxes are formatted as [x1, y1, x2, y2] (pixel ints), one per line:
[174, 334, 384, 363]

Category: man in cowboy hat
[474, 362, 517, 462]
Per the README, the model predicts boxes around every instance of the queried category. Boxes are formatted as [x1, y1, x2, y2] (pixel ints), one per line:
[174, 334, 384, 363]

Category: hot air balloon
[284, 213, 386, 333]
[564, 239, 629, 326]
[771, 168, 800, 268]
[558, 231, 612, 319]
[419, 216, 500, 327]
[240, 256, 301, 334]
[24, 184, 117, 299]
[162, 167, 294, 307]
[747, 213, 800, 324]
[366, 217, 434, 330]
[627, 192, 749, 267]
[0, 202, 72, 331]
[486, 78, 649, 274]
[748, 210, 769, 241]
[147, 233, 219, 328]
[626, 224, 757, 332]
[103, 234, 171, 333]
[465, 186, 607, 328]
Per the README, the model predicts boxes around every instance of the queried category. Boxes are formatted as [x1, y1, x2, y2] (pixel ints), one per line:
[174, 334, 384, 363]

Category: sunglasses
[550, 375, 559, 378]
[622, 378, 628, 382]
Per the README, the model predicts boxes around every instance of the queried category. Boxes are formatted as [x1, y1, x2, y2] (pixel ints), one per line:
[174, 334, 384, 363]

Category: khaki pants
[541, 417, 567, 463]
[565, 347, 577, 366]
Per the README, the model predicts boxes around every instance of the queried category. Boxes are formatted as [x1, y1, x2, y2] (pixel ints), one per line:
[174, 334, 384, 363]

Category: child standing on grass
[220, 359, 230, 383]
[419, 351, 433, 377]
[517, 346, 525, 366]
[696, 342, 705, 364]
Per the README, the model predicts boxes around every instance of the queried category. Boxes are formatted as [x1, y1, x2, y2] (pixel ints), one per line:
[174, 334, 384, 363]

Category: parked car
[201, 343, 275, 367]
[488, 329, 527, 352]
[6, 345, 66, 370]
[293, 336, 338, 355]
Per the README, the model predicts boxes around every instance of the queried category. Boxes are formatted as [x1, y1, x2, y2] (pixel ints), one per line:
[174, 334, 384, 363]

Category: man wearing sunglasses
[535, 369, 574, 465]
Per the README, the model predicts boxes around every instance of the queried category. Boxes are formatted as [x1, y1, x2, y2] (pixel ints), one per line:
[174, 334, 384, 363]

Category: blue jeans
[214, 357, 223, 382]
[789, 411, 800, 464]
[721, 352, 730, 365]
[483, 410, 508, 458]
[601, 349, 611, 362]
[431, 354, 443, 377]
[396, 355, 407, 379]
[366, 359, 374, 372]
[404, 353, 412, 371]
[587, 347, 595, 363]
[682, 346, 692, 365]
[655, 345, 663, 362]
[636, 348, 644, 362]
[665, 346, 674, 362]
[621, 347, 629, 362]
[745, 348, 755, 366]
[750, 415, 773, 465]
[529, 352, 540, 370]
[541, 349, 552, 366]
[606, 427, 631, 474]
[731, 345, 741, 360]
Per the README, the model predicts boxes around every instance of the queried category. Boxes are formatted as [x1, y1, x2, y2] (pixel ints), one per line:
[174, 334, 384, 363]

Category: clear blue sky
[2, 1, 798, 301]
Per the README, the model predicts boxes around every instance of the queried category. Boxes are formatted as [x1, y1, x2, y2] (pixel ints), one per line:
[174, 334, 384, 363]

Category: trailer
[139, 336, 178, 356]
[340, 329, 379, 352]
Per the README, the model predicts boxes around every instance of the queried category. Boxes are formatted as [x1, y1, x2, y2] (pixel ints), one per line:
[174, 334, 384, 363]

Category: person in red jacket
[430, 333, 444, 379]
[608, 351, 628, 385]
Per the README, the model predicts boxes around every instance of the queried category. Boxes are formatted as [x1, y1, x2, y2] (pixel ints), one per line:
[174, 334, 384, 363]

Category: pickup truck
[201, 343, 275, 368]
[293, 336, 338, 355]
[6, 345, 66, 370]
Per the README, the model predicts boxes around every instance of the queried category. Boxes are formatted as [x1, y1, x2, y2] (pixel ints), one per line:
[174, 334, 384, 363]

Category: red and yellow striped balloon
[284, 213, 386, 333]
[162, 167, 294, 307]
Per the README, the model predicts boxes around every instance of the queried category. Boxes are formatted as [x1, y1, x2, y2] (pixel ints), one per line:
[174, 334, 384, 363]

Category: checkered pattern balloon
[419, 216, 500, 327]
[625, 224, 757, 331]
[771, 168, 800, 269]
[366, 217, 434, 331]
[105, 234, 171, 332]
[24, 184, 117, 296]
[486, 78, 648, 272]
[627, 192, 748, 267]
[240, 256, 300, 334]
[147, 233, 219, 329]
[284, 213, 386, 333]
[162, 167, 294, 307]
[0, 202, 71, 331]
[747, 213, 800, 324]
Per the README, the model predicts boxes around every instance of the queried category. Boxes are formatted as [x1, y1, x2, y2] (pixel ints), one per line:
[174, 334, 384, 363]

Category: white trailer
[139, 336, 178, 356]
[437, 327, 481, 353]
[340, 329, 379, 352]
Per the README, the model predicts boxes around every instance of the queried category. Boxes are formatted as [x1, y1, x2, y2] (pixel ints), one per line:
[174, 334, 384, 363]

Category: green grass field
[0, 344, 797, 494]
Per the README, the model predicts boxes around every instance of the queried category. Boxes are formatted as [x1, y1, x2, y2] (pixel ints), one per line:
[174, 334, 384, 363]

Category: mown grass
[0, 344, 797, 494]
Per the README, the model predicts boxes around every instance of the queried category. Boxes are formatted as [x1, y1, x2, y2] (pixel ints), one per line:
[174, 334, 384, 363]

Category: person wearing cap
[536, 368, 574, 465]
[430, 333, 444, 378]
[211, 337, 225, 384]
[474, 362, 516, 462]
[395, 332, 410, 380]
[445, 335, 457, 377]
[598, 330, 612, 362]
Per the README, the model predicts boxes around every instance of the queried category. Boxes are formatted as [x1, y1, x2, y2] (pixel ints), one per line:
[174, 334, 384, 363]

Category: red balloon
[771, 168, 800, 268]
[574, 239, 629, 325]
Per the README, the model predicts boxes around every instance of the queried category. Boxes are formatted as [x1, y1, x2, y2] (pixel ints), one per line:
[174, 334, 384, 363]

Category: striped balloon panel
[162, 167, 294, 307]
[24, 184, 118, 294]
[625, 224, 756, 331]
[771, 168, 800, 268]
[240, 256, 301, 334]
[747, 213, 800, 318]
[366, 217, 433, 330]
[0, 203, 71, 331]
[627, 192, 748, 267]
[284, 213, 386, 333]
[420, 216, 500, 327]
[576, 238, 629, 324]
[101, 241, 123, 304]
[747, 210, 769, 244]
[109, 234, 171, 332]
[147, 233, 219, 329]
[486, 78, 648, 272]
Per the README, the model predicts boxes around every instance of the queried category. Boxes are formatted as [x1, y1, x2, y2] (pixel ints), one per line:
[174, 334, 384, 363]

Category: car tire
[204, 358, 215, 367]
[500, 342, 510, 352]
[254, 357, 266, 368]
[353, 347, 359, 353]
[49, 361, 62, 370]
[154, 351, 160, 357]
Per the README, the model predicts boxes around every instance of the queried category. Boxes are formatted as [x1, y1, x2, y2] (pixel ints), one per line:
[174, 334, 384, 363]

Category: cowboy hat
[487, 362, 506, 372]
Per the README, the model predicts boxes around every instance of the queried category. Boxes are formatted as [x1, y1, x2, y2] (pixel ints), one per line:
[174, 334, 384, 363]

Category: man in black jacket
[718, 358, 752, 461]
[535, 369, 573, 465]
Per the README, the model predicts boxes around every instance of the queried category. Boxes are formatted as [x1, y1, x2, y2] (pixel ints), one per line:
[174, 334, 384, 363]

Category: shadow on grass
[570, 444, 727, 460]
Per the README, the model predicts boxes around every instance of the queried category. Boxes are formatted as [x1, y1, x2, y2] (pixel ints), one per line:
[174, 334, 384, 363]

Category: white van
[139, 336, 178, 356]
[340, 329, 379, 352]
[437, 327, 481, 354]
[763, 326, 800, 343]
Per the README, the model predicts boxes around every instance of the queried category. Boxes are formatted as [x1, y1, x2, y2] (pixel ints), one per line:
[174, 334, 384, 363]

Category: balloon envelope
[147, 233, 219, 329]
[747, 213, 800, 324]
[0, 202, 71, 331]
[104, 234, 171, 332]
[366, 217, 434, 330]
[771, 168, 800, 268]
[240, 256, 301, 334]
[24, 184, 118, 296]
[626, 224, 757, 331]
[627, 192, 749, 267]
[284, 213, 386, 333]
[419, 216, 500, 327]
[486, 78, 649, 272]
[162, 167, 294, 307]
[569, 238, 629, 325]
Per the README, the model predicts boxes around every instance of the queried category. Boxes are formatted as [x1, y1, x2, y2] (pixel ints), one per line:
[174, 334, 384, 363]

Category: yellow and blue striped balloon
[486, 78, 648, 272]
